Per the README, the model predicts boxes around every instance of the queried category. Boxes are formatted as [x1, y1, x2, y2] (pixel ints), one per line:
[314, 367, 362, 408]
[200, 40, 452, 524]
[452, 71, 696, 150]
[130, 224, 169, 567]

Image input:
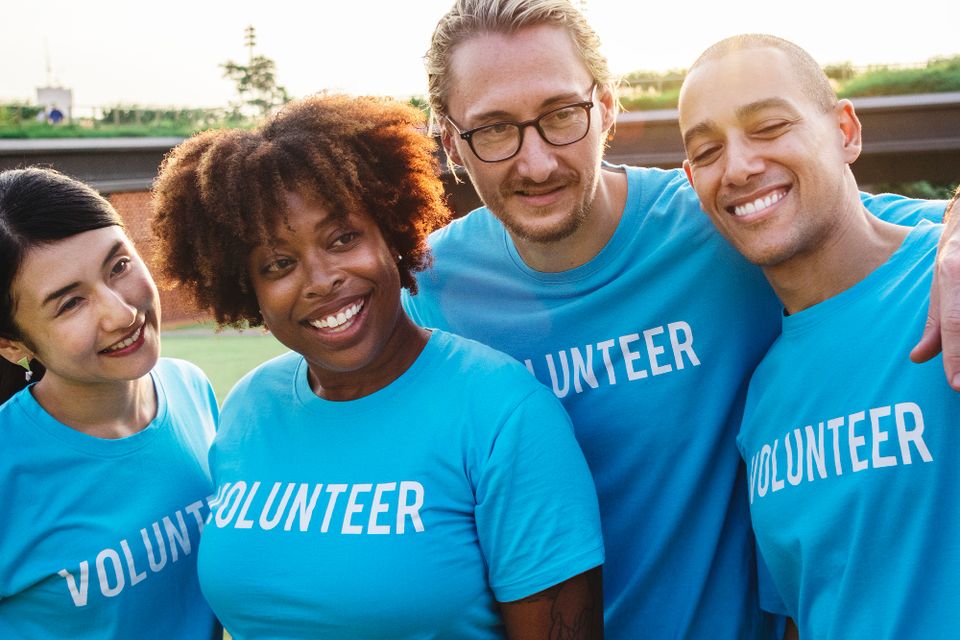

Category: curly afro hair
[151, 94, 451, 327]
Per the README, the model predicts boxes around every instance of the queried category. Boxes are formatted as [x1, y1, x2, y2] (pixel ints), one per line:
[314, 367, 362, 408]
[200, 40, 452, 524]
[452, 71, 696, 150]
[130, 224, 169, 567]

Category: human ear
[597, 84, 617, 135]
[440, 122, 464, 167]
[0, 336, 33, 368]
[836, 99, 863, 163]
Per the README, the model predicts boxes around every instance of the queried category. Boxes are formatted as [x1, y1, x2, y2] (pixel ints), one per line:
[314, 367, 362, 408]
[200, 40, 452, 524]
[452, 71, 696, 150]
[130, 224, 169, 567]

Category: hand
[911, 189, 960, 391]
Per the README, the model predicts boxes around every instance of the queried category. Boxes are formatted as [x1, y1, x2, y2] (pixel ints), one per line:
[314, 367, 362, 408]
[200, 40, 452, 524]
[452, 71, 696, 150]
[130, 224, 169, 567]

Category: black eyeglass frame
[446, 83, 598, 163]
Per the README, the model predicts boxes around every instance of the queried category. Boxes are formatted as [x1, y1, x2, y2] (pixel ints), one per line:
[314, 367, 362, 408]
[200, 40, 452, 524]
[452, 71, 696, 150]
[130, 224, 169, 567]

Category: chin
[504, 207, 588, 245]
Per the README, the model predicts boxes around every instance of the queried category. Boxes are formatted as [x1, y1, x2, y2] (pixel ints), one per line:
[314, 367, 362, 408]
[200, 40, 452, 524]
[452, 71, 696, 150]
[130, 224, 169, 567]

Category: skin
[246, 191, 429, 401]
[500, 567, 604, 640]
[0, 226, 160, 438]
[442, 24, 627, 273]
[911, 196, 960, 389]
[680, 46, 907, 313]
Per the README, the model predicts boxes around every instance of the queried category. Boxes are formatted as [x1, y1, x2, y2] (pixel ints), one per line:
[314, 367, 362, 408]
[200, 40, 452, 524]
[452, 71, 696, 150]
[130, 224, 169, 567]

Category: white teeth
[103, 326, 142, 352]
[309, 300, 364, 331]
[733, 190, 785, 217]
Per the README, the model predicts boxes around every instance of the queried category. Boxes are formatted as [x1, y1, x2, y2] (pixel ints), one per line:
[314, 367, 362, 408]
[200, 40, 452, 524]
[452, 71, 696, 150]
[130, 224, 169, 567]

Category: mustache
[500, 171, 580, 196]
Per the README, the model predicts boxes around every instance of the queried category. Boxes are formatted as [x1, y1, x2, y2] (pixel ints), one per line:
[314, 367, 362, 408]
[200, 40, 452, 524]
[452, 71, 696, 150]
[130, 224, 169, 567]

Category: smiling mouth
[100, 325, 143, 354]
[307, 299, 365, 333]
[729, 188, 788, 217]
[517, 185, 564, 197]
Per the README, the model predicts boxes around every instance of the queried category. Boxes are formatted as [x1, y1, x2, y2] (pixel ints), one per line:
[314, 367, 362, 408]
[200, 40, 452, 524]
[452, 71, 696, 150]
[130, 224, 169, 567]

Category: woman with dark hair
[0, 168, 218, 638]
[152, 94, 605, 639]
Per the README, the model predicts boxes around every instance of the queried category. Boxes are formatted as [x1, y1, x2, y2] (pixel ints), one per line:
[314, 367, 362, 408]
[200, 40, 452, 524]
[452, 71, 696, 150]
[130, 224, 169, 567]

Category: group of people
[1, 1, 957, 638]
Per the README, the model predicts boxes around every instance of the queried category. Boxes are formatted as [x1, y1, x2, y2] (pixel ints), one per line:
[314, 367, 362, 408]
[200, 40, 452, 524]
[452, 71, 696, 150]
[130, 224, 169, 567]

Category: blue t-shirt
[199, 330, 604, 640]
[739, 222, 960, 638]
[403, 164, 946, 639]
[0, 358, 218, 639]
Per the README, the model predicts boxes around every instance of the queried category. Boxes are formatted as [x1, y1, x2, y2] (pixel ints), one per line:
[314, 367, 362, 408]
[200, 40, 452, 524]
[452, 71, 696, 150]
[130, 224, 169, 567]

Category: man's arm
[499, 567, 603, 640]
[911, 186, 960, 390]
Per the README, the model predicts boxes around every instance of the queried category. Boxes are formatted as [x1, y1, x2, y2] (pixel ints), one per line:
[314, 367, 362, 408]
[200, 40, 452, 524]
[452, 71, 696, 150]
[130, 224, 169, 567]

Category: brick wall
[108, 191, 208, 328]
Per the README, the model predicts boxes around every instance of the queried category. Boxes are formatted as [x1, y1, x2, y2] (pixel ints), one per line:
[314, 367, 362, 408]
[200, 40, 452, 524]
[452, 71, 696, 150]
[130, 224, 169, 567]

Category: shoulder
[431, 329, 559, 413]
[429, 330, 537, 383]
[0, 386, 31, 433]
[154, 357, 215, 402]
[154, 357, 208, 385]
[621, 165, 717, 237]
[861, 192, 948, 225]
[426, 207, 503, 257]
[221, 350, 299, 411]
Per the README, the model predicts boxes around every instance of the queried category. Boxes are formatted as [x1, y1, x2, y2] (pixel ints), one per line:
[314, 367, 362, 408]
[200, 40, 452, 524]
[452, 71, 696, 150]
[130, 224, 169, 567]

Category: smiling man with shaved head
[679, 33, 960, 638]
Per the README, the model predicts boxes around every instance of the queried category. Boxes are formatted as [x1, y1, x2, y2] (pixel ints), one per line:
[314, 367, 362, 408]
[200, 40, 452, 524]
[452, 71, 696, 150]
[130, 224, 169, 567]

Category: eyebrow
[41, 240, 125, 307]
[682, 98, 800, 148]
[467, 89, 589, 124]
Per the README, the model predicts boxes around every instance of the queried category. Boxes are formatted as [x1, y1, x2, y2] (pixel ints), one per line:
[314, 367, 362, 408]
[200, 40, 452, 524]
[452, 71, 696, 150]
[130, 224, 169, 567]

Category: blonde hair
[425, 0, 619, 123]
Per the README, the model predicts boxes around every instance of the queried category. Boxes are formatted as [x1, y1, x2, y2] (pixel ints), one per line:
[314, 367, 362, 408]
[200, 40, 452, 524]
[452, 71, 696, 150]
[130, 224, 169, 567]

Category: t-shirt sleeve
[861, 192, 947, 225]
[757, 543, 790, 616]
[473, 386, 604, 603]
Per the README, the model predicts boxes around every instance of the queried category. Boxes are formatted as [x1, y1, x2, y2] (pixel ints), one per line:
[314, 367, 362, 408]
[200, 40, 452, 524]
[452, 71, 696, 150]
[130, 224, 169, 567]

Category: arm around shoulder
[911, 186, 960, 390]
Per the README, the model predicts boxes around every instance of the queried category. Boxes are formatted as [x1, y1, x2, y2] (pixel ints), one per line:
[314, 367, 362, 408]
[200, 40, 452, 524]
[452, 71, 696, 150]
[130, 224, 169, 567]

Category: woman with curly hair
[0, 168, 218, 638]
[152, 94, 605, 639]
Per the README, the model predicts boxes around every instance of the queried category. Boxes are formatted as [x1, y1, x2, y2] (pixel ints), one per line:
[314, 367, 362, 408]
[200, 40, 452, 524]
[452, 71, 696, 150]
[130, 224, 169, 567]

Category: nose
[513, 125, 560, 183]
[301, 253, 344, 299]
[99, 286, 138, 333]
[722, 136, 764, 186]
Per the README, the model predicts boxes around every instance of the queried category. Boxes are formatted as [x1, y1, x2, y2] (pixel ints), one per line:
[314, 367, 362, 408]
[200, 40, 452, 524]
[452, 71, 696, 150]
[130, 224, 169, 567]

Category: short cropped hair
[425, 0, 618, 122]
[688, 34, 836, 112]
[152, 95, 451, 327]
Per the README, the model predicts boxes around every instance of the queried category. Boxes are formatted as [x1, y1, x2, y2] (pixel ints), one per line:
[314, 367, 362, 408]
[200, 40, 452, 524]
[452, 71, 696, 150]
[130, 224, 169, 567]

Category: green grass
[160, 327, 289, 402]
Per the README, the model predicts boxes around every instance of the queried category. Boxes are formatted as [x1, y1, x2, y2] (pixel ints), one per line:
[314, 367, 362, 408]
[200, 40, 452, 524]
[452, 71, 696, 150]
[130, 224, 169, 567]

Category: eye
[331, 231, 361, 248]
[110, 257, 131, 277]
[753, 120, 792, 137]
[690, 144, 721, 166]
[261, 256, 295, 275]
[56, 296, 84, 316]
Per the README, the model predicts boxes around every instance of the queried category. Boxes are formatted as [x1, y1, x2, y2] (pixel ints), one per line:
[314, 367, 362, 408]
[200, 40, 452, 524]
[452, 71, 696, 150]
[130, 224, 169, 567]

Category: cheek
[251, 280, 294, 322]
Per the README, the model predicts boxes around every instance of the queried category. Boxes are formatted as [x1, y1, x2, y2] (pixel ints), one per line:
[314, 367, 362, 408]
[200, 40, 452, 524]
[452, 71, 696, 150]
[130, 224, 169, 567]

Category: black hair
[0, 167, 123, 402]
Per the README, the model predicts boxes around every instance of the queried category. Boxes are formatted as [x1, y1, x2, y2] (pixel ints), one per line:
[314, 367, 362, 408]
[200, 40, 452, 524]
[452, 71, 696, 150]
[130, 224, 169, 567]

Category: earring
[17, 357, 32, 382]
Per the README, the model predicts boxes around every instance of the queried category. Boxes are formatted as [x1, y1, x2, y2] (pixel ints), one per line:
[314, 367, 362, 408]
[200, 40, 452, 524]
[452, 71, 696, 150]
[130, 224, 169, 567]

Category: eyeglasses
[446, 84, 597, 163]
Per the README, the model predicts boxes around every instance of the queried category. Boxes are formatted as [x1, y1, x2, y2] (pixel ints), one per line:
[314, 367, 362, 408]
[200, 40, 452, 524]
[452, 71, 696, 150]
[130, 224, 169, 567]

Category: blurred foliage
[0, 103, 44, 125]
[222, 55, 290, 118]
[3, 54, 959, 139]
[221, 26, 290, 118]
[618, 55, 960, 111]
[867, 181, 958, 200]
[838, 56, 960, 98]
[0, 105, 251, 139]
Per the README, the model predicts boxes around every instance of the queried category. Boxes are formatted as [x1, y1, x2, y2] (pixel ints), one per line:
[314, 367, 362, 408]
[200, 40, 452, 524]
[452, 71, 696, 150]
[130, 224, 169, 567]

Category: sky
[2, 0, 958, 110]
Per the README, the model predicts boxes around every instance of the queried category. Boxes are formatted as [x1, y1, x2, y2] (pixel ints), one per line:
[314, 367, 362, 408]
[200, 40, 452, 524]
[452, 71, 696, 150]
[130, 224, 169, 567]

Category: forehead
[680, 47, 808, 128]
[446, 24, 593, 122]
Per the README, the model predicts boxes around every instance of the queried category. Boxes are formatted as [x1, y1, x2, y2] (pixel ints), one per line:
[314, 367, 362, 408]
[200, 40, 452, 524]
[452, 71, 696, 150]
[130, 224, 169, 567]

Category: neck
[513, 165, 627, 272]
[307, 313, 430, 402]
[32, 374, 157, 439]
[765, 200, 909, 315]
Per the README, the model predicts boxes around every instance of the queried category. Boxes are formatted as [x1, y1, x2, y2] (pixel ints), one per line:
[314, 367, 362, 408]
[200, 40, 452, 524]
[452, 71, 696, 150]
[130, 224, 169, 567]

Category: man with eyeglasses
[403, 1, 955, 637]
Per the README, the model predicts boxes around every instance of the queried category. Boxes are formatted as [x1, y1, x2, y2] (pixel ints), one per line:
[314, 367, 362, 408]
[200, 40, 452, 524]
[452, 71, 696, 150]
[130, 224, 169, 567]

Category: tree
[221, 25, 290, 119]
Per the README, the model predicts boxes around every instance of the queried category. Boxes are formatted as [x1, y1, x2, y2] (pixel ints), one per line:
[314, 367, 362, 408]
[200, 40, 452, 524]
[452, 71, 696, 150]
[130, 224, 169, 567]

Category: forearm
[499, 566, 604, 640]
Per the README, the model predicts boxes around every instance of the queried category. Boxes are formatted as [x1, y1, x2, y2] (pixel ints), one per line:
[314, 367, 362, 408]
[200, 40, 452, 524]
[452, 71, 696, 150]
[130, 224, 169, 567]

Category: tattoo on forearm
[507, 569, 603, 639]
